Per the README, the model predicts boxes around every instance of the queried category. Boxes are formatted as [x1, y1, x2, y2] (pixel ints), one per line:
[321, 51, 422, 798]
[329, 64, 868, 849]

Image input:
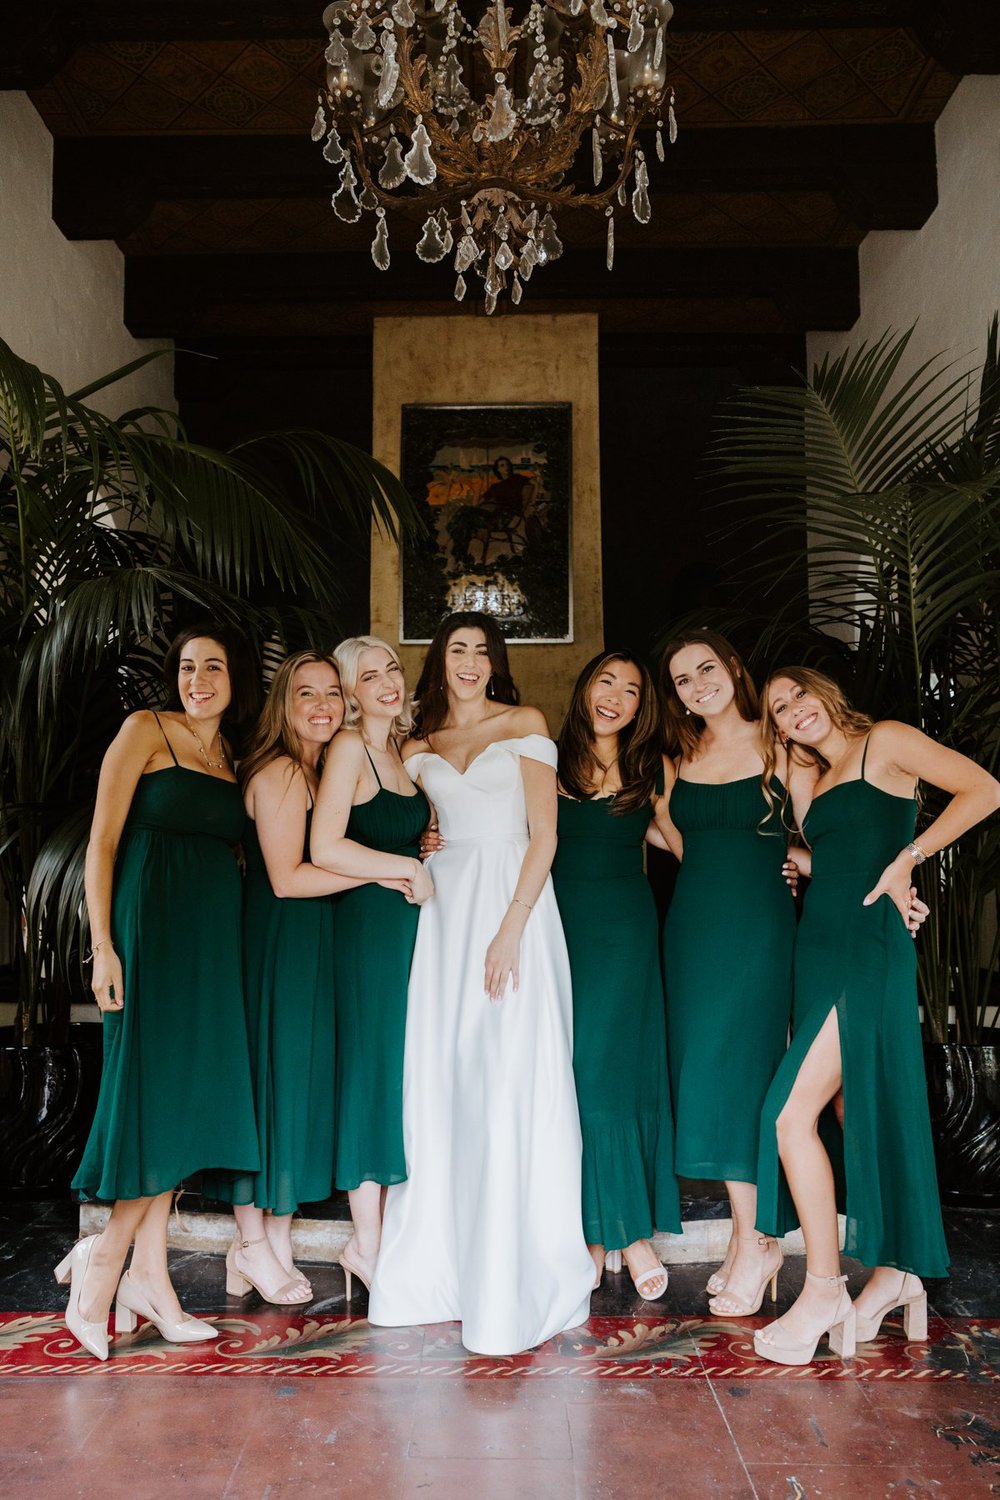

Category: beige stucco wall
[370, 314, 603, 730]
[807, 73, 1000, 382]
[0, 92, 175, 416]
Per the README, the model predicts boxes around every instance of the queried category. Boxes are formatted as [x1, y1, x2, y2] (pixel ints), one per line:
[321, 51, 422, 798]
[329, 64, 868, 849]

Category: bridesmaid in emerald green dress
[553, 651, 681, 1299]
[311, 637, 432, 1300]
[752, 667, 999, 1368]
[207, 651, 412, 1306]
[657, 629, 807, 1320]
[61, 624, 261, 1360]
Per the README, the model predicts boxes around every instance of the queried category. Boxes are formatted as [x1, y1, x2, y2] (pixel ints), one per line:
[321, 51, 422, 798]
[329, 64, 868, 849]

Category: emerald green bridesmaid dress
[756, 746, 949, 1277]
[73, 721, 259, 1201]
[552, 796, 681, 1248]
[662, 776, 795, 1184]
[332, 754, 428, 1191]
[206, 811, 335, 1215]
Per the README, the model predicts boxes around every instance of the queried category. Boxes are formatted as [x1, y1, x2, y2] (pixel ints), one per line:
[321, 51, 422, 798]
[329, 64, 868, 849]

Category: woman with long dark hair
[553, 651, 681, 1298]
[368, 611, 594, 1355]
[60, 623, 261, 1358]
[657, 628, 803, 1320]
[752, 667, 999, 1366]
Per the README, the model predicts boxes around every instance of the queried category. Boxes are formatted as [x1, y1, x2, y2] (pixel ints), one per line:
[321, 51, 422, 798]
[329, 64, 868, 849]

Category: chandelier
[313, 0, 677, 313]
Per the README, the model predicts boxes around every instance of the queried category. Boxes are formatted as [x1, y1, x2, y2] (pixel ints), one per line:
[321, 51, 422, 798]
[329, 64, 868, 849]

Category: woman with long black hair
[553, 650, 681, 1299]
[368, 611, 594, 1355]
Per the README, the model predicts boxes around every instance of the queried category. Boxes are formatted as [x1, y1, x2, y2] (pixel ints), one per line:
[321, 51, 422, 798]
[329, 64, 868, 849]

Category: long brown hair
[659, 628, 759, 757]
[239, 650, 340, 789]
[558, 651, 664, 815]
[759, 664, 874, 791]
[412, 611, 519, 738]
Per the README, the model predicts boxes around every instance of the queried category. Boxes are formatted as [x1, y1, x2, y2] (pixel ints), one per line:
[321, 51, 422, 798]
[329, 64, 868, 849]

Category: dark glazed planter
[924, 1041, 1000, 1207]
[0, 1025, 103, 1195]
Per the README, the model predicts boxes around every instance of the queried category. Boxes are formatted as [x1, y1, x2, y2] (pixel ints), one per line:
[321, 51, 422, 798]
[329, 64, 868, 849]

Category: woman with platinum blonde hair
[311, 637, 432, 1299]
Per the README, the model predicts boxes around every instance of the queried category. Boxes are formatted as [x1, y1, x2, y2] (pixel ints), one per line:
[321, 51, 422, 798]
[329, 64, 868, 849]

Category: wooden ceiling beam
[123, 246, 859, 338]
[7, 3, 1000, 88]
[52, 124, 937, 242]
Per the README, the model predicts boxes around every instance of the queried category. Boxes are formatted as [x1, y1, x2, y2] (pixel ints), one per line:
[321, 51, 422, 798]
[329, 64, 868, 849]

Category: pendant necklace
[185, 717, 228, 770]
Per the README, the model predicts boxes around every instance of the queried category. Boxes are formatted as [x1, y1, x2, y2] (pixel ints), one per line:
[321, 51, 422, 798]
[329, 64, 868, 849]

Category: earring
[486, 678, 495, 699]
[685, 707, 691, 716]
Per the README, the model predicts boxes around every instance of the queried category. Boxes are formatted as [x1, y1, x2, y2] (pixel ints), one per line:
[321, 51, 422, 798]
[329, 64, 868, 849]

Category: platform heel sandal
[854, 1272, 928, 1344]
[753, 1270, 856, 1367]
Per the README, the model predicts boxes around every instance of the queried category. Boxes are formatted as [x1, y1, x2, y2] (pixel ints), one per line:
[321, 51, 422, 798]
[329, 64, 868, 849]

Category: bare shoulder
[505, 704, 550, 739]
[325, 726, 365, 764]
[251, 756, 306, 798]
[115, 708, 166, 752]
[402, 735, 431, 762]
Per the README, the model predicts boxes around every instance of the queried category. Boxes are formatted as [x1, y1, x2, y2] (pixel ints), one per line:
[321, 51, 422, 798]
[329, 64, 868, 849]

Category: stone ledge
[80, 1205, 843, 1263]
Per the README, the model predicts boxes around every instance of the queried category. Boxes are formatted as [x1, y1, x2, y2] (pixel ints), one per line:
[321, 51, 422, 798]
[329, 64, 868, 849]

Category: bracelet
[906, 840, 928, 866]
[84, 938, 113, 963]
[512, 897, 533, 912]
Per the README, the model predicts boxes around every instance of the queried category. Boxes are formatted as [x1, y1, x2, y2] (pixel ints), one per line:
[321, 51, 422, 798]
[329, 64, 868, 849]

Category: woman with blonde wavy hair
[208, 650, 408, 1306]
[311, 637, 433, 1298]
[753, 665, 1000, 1367]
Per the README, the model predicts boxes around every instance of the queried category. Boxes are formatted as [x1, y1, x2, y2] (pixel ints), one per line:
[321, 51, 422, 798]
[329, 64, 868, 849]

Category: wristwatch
[906, 840, 928, 865]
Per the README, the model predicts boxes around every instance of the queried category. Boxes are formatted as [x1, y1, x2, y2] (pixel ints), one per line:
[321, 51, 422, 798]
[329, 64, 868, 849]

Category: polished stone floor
[1, 1194, 999, 1498]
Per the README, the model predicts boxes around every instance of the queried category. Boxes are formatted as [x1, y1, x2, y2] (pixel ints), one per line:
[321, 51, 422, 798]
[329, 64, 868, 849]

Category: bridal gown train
[367, 734, 595, 1355]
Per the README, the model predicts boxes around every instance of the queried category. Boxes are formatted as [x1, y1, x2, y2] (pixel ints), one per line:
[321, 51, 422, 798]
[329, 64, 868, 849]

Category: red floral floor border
[1, 1312, 997, 1380]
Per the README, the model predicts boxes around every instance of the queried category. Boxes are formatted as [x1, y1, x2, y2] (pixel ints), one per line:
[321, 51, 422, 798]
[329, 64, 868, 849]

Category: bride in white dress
[368, 612, 594, 1355]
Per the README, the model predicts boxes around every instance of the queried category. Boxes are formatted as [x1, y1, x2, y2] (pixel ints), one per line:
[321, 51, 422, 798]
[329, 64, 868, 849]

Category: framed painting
[399, 402, 573, 643]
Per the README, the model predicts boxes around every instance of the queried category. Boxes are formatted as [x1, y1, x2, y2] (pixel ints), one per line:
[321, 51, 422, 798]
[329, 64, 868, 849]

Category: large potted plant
[708, 320, 1000, 1204]
[0, 337, 415, 1191]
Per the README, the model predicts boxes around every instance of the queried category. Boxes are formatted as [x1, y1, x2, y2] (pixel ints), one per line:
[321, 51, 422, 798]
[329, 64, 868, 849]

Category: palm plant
[708, 321, 1000, 1043]
[0, 337, 416, 1045]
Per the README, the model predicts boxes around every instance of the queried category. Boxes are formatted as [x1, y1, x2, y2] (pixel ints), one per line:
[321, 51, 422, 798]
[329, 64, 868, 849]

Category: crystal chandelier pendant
[315, 0, 678, 310]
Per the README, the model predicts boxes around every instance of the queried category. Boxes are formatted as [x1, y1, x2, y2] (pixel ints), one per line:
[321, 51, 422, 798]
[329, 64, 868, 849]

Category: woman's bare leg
[76, 1196, 155, 1324]
[758, 1009, 845, 1346]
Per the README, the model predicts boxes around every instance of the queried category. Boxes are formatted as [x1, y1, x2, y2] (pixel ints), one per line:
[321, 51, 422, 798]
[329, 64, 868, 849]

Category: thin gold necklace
[185, 717, 227, 770]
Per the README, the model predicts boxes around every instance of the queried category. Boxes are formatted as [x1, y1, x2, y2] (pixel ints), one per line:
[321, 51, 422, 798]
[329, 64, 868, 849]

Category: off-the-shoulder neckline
[410, 734, 552, 779]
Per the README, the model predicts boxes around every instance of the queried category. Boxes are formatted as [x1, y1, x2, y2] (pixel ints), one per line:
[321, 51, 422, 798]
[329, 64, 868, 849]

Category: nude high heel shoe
[753, 1271, 856, 1367]
[225, 1235, 311, 1306]
[708, 1236, 782, 1317]
[340, 1246, 374, 1302]
[54, 1236, 109, 1362]
[854, 1272, 927, 1343]
[115, 1271, 218, 1343]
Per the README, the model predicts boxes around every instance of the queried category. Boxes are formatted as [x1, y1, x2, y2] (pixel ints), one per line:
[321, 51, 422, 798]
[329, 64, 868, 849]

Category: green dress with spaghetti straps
[662, 775, 795, 1185]
[755, 737, 949, 1277]
[332, 749, 428, 1191]
[205, 809, 335, 1215]
[73, 715, 259, 1201]
[552, 794, 681, 1249]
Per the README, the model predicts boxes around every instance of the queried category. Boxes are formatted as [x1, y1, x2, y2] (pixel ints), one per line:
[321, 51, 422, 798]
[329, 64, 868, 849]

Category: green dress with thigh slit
[205, 810, 335, 1215]
[662, 775, 795, 1185]
[755, 753, 949, 1278]
[73, 723, 259, 1201]
[332, 758, 428, 1191]
[552, 795, 681, 1249]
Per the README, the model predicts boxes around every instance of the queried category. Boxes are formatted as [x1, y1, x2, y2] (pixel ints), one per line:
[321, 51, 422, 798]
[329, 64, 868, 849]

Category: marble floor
[1, 1194, 998, 1498]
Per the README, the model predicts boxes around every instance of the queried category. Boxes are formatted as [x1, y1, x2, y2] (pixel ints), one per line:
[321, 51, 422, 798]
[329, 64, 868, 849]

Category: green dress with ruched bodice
[206, 811, 335, 1215]
[662, 775, 795, 1184]
[756, 761, 949, 1277]
[332, 769, 428, 1191]
[73, 740, 259, 1201]
[552, 795, 681, 1248]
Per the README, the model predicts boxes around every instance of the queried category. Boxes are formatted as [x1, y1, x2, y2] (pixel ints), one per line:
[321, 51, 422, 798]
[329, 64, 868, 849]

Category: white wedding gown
[368, 734, 594, 1355]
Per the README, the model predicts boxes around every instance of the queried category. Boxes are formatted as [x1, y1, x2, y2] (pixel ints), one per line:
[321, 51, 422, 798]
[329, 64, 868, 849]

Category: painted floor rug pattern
[1, 1312, 998, 1381]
